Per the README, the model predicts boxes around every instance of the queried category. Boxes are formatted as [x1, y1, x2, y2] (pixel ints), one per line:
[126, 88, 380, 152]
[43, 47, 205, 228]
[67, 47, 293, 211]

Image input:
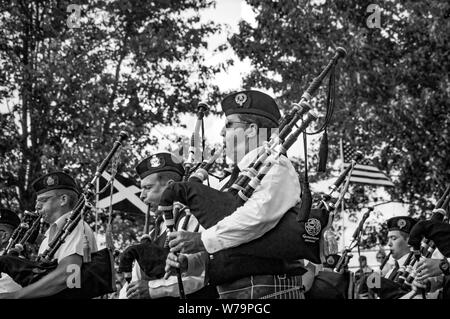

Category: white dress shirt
[38, 211, 98, 263]
[384, 253, 408, 279]
[379, 263, 394, 277]
[201, 147, 301, 253]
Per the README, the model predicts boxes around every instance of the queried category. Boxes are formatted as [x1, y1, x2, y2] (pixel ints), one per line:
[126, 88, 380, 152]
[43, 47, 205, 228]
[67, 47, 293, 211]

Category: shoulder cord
[82, 148, 121, 262]
[105, 149, 121, 250]
[306, 65, 336, 135]
[201, 116, 211, 187]
[81, 192, 93, 263]
[303, 128, 308, 184]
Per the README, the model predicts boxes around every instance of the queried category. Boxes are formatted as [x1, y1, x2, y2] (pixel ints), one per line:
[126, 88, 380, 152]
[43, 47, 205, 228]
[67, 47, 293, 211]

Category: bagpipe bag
[160, 181, 330, 263]
[0, 248, 115, 299]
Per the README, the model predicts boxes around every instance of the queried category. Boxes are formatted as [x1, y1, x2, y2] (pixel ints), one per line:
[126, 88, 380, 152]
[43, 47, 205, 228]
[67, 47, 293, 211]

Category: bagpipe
[157, 48, 347, 286]
[117, 226, 169, 284]
[361, 185, 450, 299]
[396, 184, 450, 299]
[0, 131, 128, 298]
[408, 185, 450, 258]
[2, 210, 44, 258]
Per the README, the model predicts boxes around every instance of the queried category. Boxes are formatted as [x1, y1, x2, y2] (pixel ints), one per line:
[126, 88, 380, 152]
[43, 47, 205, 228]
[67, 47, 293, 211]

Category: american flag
[340, 139, 395, 187]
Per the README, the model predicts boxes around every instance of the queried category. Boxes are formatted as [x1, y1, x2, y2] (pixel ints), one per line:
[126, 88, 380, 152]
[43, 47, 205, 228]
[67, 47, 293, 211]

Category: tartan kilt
[217, 274, 305, 299]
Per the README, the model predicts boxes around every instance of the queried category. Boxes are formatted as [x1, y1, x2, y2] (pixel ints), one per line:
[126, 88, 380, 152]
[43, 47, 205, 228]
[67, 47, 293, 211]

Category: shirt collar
[46, 211, 72, 235]
[237, 146, 263, 171]
[397, 252, 409, 266]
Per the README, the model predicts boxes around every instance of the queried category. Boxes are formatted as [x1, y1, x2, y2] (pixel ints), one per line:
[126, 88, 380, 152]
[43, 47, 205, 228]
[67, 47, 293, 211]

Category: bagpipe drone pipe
[0, 132, 128, 298]
[306, 152, 368, 299]
[2, 210, 43, 258]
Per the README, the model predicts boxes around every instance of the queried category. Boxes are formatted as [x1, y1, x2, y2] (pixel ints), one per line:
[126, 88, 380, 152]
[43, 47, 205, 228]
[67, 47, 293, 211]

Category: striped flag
[340, 139, 395, 187]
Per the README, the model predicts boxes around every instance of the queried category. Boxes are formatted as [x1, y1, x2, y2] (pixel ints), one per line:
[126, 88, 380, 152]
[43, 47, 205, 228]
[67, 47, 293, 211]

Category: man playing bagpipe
[359, 216, 443, 299]
[119, 152, 217, 299]
[384, 217, 417, 280]
[408, 217, 450, 299]
[0, 172, 98, 299]
[165, 90, 309, 299]
[0, 208, 21, 293]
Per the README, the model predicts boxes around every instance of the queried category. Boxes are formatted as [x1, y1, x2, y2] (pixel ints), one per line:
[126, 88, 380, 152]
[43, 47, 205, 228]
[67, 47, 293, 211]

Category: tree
[0, 0, 224, 211]
[229, 0, 450, 214]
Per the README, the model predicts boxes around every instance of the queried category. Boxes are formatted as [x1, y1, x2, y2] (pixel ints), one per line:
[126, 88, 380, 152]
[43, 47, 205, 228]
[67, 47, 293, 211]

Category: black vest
[208, 167, 306, 285]
[208, 252, 306, 286]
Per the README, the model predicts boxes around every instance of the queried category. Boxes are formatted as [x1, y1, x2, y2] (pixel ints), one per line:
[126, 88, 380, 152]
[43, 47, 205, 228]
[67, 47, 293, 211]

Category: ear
[0, 231, 8, 242]
[245, 123, 258, 138]
[166, 179, 175, 185]
[60, 194, 69, 207]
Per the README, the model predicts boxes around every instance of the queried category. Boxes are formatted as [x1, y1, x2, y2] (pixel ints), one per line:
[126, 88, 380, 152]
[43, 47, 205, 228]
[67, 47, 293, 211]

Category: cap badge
[326, 256, 335, 265]
[397, 219, 407, 229]
[45, 175, 57, 186]
[305, 218, 321, 236]
[149, 155, 162, 168]
[235, 93, 247, 106]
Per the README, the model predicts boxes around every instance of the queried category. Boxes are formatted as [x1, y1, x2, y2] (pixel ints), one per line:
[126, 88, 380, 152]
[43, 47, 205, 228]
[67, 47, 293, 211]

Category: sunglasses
[36, 194, 60, 204]
[224, 121, 250, 129]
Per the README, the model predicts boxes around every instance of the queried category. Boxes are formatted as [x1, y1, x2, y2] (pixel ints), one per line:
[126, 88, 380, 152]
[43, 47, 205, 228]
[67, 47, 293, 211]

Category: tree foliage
[0, 0, 224, 211]
[230, 0, 450, 213]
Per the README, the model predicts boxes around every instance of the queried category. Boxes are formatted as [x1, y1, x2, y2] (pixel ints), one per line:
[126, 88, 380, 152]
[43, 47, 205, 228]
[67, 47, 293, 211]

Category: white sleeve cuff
[147, 275, 205, 299]
[186, 252, 208, 277]
[200, 227, 224, 254]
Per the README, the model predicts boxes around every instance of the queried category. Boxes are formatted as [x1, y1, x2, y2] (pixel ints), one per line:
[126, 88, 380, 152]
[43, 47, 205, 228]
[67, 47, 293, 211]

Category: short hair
[157, 171, 183, 183]
[398, 231, 409, 241]
[237, 113, 278, 129]
[237, 114, 279, 142]
[55, 189, 79, 208]
[0, 223, 14, 234]
[359, 255, 367, 262]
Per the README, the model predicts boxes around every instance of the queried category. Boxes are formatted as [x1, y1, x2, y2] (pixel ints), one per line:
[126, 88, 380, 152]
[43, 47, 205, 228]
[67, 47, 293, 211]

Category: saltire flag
[96, 171, 147, 214]
[340, 139, 395, 187]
